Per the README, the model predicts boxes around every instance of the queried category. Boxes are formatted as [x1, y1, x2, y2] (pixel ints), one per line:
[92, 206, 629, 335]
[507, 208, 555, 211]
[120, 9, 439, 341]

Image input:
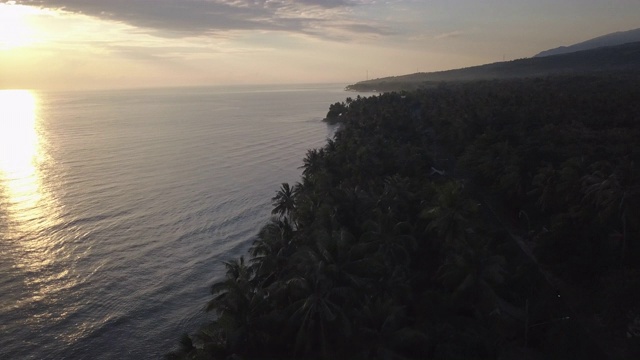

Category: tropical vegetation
[169, 72, 640, 359]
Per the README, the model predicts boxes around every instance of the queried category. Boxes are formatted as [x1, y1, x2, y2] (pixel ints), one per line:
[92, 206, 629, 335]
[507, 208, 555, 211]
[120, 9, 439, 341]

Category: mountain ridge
[347, 40, 640, 92]
[535, 28, 640, 57]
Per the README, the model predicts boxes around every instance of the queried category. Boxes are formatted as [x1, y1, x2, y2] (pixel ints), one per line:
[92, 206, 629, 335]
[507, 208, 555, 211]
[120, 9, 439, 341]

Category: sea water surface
[0, 84, 351, 359]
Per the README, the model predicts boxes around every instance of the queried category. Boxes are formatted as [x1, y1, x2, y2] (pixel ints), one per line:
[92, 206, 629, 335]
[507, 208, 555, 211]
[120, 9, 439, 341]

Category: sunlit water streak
[0, 84, 351, 359]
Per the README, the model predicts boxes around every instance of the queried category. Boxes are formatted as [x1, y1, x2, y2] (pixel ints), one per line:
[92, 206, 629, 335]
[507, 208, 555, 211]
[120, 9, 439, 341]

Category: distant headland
[347, 38, 640, 92]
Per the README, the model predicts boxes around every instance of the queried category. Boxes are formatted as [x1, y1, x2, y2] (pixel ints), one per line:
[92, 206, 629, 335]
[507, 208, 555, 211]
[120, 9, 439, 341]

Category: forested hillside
[346, 42, 640, 92]
[535, 28, 640, 57]
[170, 73, 640, 359]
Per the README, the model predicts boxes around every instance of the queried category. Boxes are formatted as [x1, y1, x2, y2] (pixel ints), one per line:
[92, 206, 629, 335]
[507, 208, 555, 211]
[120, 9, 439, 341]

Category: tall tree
[271, 182, 298, 219]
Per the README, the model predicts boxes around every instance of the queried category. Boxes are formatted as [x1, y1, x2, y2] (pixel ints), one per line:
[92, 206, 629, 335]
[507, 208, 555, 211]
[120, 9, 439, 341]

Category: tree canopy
[169, 73, 640, 359]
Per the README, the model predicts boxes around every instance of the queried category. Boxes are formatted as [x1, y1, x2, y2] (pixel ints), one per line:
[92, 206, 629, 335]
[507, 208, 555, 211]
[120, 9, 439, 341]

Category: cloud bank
[19, 0, 393, 39]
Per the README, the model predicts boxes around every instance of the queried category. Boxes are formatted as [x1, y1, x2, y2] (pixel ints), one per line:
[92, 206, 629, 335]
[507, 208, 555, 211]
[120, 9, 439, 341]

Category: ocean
[0, 84, 351, 359]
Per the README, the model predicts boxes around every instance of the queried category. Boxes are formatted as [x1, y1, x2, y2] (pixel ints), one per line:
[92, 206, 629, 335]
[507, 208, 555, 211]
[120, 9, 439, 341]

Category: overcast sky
[1, 0, 638, 90]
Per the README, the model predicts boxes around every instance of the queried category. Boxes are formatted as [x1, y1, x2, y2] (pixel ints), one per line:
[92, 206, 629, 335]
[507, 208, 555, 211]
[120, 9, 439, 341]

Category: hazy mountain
[535, 28, 640, 57]
[346, 41, 640, 92]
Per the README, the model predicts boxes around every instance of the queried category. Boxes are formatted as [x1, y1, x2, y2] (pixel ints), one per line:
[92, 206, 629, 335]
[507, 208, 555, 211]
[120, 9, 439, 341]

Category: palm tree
[531, 164, 558, 212]
[206, 257, 270, 356]
[377, 175, 414, 221]
[271, 182, 298, 219]
[582, 159, 639, 262]
[301, 148, 325, 177]
[438, 241, 507, 316]
[249, 218, 294, 285]
[284, 261, 353, 359]
[422, 181, 478, 249]
[355, 297, 430, 359]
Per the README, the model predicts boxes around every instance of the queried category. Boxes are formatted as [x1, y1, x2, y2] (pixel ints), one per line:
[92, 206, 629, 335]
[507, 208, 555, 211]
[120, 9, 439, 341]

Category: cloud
[434, 30, 464, 40]
[18, 0, 386, 39]
[340, 23, 396, 36]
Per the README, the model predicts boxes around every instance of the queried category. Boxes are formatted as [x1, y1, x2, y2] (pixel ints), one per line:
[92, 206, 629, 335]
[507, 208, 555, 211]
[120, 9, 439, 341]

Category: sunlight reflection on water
[0, 90, 53, 244]
[0, 90, 43, 215]
[0, 89, 70, 319]
[0, 85, 349, 358]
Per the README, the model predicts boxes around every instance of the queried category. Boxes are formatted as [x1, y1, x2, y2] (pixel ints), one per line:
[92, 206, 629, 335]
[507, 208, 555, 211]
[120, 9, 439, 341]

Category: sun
[0, 2, 42, 50]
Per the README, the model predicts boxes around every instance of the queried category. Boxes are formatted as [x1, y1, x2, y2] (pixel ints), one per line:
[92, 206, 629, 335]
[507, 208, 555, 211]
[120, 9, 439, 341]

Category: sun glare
[0, 3, 43, 50]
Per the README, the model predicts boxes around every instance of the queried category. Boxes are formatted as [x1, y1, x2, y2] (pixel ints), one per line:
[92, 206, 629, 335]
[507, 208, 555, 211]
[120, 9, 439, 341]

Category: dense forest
[169, 73, 640, 359]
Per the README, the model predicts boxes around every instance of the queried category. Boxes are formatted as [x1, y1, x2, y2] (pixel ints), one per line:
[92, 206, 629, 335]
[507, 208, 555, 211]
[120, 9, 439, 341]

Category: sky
[0, 0, 638, 90]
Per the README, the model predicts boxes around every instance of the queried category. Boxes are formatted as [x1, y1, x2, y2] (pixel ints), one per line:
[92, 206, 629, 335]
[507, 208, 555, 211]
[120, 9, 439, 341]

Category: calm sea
[0, 84, 351, 359]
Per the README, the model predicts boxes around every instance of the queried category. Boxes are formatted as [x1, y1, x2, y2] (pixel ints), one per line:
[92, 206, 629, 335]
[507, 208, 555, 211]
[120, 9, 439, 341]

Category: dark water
[0, 84, 350, 359]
